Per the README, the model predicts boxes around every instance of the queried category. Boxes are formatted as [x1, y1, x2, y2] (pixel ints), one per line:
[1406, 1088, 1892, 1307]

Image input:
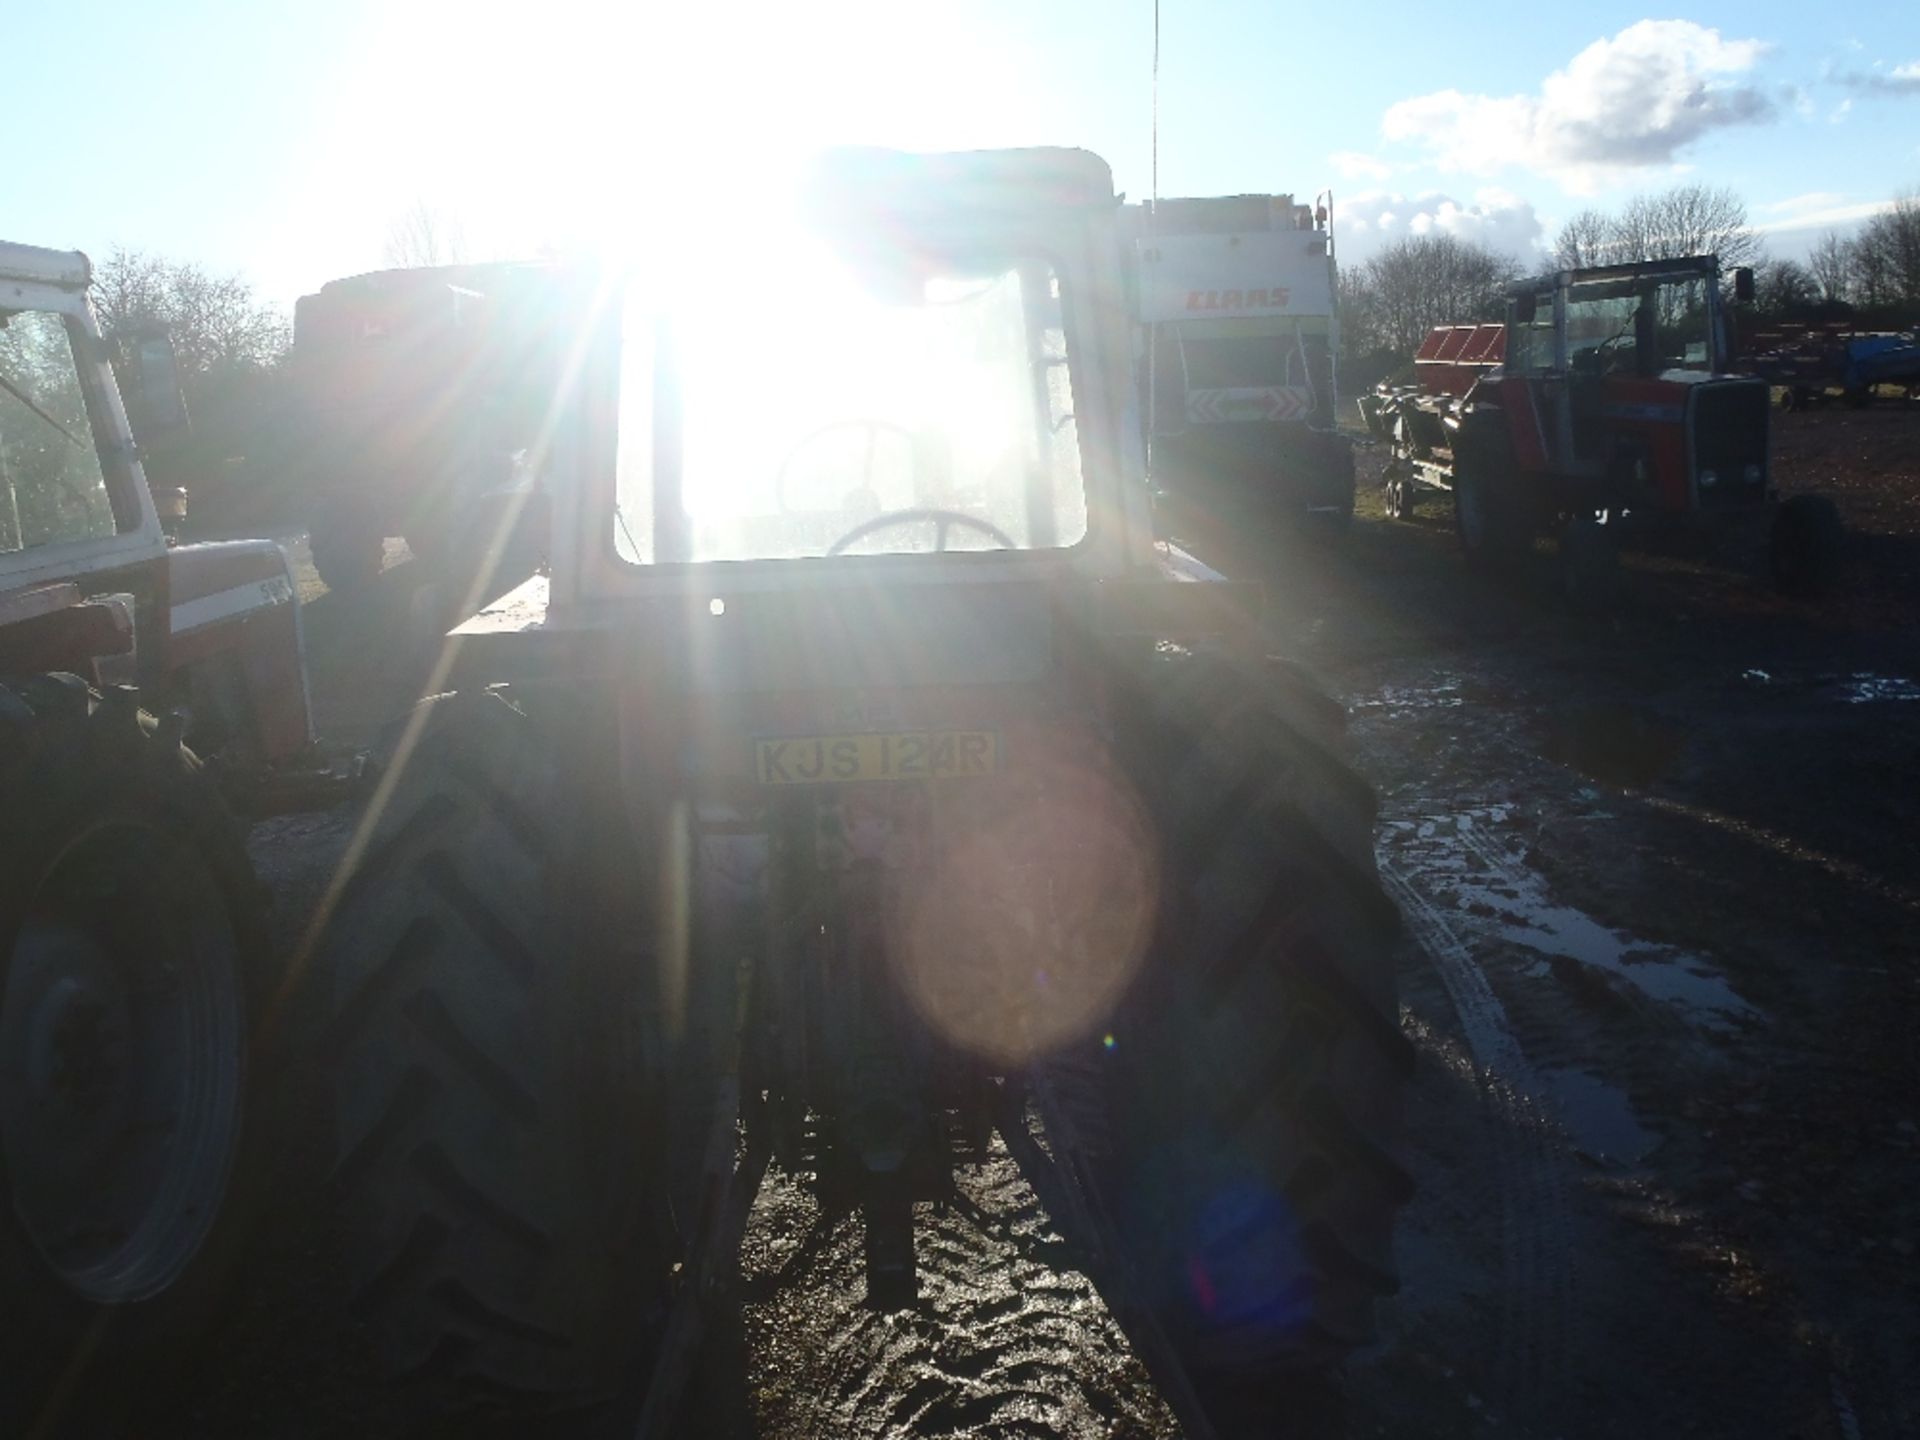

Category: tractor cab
[1492, 255, 1768, 516]
[460, 147, 1207, 683]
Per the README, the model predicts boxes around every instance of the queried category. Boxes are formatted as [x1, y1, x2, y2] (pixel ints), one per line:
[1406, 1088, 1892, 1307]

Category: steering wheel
[774, 419, 921, 514]
[827, 508, 1017, 556]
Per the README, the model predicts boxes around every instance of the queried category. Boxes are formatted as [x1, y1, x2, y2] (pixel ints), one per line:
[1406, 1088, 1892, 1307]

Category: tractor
[311, 148, 1410, 1435]
[1361, 255, 1842, 599]
[0, 239, 327, 1433]
[288, 262, 564, 596]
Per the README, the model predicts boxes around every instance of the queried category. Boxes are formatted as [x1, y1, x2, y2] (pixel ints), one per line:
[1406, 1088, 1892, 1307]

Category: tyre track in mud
[1377, 850, 1575, 1424]
[719, 1149, 1180, 1440]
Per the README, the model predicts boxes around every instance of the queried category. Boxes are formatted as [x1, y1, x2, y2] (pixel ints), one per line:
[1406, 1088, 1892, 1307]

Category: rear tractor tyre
[1104, 651, 1411, 1396]
[314, 687, 672, 1415]
[309, 512, 385, 596]
[1770, 494, 1843, 597]
[1560, 516, 1622, 612]
[0, 677, 268, 1434]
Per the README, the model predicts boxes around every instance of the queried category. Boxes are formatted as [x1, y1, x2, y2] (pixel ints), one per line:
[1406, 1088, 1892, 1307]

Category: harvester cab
[1122, 191, 1353, 538]
[314, 149, 1408, 1437]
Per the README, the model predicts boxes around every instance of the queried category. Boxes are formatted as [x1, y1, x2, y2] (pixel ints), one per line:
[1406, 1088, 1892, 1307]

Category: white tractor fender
[166, 540, 315, 760]
[168, 539, 298, 636]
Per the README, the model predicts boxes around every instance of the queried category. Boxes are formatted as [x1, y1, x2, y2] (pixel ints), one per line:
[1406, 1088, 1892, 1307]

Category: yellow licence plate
[755, 730, 999, 786]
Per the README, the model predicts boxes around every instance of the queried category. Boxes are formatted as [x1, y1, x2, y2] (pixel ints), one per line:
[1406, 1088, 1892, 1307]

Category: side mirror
[1733, 267, 1756, 305]
[1513, 291, 1538, 326]
[116, 331, 191, 443]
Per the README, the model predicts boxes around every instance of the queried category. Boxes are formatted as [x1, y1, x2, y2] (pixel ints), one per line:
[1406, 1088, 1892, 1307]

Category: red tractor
[289, 263, 567, 596]
[1361, 256, 1842, 598]
[0, 239, 329, 1432]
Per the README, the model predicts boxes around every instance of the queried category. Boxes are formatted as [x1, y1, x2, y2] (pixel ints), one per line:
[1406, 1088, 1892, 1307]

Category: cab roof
[1513, 254, 1722, 298]
[0, 242, 91, 292]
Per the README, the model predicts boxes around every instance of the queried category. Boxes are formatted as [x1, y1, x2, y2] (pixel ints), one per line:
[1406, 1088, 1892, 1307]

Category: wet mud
[163, 407, 1920, 1438]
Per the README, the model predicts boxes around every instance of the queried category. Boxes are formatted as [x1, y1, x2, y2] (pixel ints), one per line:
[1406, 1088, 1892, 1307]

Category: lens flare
[890, 748, 1158, 1066]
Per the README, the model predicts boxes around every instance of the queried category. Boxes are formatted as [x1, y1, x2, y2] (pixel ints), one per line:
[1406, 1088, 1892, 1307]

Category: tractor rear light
[1699, 468, 1719, 489]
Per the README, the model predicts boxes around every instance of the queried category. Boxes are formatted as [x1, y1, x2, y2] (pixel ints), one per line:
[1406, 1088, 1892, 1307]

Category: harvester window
[0, 311, 116, 553]
[613, 251, 1088, 564]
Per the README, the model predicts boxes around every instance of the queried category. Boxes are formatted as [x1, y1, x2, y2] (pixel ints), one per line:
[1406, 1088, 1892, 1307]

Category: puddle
[1837, 673, 1920, 704]
[1351, 681, 1464, 715]
[1735, 668, 1920, 704]
[1539, 702, 1687, 787]
[1540, 1067, 1656, 1164]
[1386, 809, 1758, 1032]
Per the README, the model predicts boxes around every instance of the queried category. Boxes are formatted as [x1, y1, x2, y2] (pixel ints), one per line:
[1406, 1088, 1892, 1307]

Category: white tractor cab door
[548, 148, 1154, 617]
[0, 243, 168, 598]
[1, 243, 311, 757]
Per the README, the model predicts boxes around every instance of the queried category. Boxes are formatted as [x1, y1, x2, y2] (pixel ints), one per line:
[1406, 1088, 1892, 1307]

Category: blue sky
[10, 1, 1919, 307]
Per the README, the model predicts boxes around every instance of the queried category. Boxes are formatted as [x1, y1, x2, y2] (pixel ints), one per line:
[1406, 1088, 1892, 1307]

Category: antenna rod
[1151, 0, 1160, 213]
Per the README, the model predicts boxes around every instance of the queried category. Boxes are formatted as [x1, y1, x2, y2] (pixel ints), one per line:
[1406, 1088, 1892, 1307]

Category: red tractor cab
[1363, 255, 1841, 597]
[289, 262, 571, 595]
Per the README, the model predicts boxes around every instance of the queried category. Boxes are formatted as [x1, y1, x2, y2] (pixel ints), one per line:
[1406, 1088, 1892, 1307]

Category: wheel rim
[0, 820, 243, 1304]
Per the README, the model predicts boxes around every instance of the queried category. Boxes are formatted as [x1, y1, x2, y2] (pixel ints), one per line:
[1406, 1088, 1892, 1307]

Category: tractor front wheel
[1770, 494, 1843, 597]
[1452, 453, 1530, 568]
[0, 678, 268, 1433]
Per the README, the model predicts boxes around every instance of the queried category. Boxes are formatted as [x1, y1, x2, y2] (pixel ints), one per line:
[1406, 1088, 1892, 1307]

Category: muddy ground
[159, 405, 1918, 1439]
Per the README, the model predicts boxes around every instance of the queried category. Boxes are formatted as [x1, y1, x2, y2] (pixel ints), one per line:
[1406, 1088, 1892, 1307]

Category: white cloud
[1339, 188, 1544, 263]
[1750, 198, 1894, 235]
[1758, 191, 1848, 216]
[1830, 97, 1853, 124]
[1841, 58, 1920, 94]
[1329, 150, 1392, 182]
[1380, 20, 1774, 191]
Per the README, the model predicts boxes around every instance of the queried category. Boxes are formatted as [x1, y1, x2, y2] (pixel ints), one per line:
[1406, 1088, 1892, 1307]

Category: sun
[300, 0, 1038, 270]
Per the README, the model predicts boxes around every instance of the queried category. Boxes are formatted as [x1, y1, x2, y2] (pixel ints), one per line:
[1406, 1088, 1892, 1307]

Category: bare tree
[90, 247, 288, 391]
[1807, 230, 1852, 304]
[1606, 184, 1760, 268]
[1553, 209, 1616, 269]
[383, 200, 467, 268]
[1754, 258, 1819, 315]
[1849, 189, 1920, 307]
[1346, 235, 1520, 356]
